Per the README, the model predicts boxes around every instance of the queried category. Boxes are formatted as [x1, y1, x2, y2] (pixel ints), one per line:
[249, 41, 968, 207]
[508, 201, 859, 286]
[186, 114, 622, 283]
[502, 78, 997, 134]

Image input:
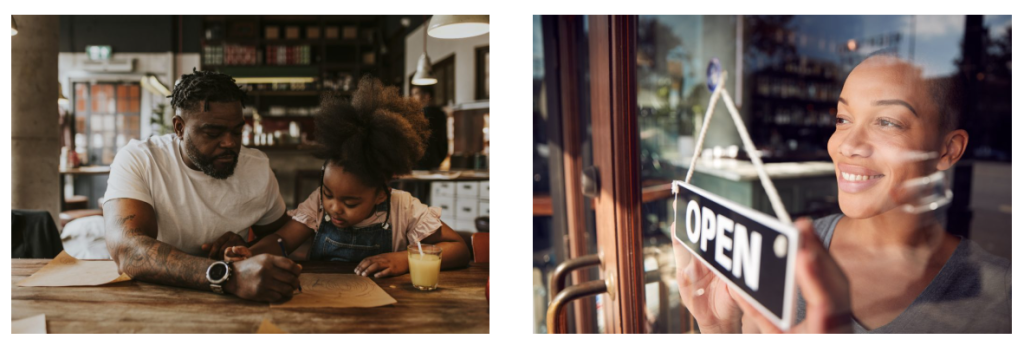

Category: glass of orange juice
[407, 243, 442, 291]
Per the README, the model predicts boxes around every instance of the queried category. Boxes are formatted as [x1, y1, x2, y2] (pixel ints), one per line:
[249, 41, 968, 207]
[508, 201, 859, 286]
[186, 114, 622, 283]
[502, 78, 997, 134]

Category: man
[103, 69, 300, 302]
[411, 85, 448, 170]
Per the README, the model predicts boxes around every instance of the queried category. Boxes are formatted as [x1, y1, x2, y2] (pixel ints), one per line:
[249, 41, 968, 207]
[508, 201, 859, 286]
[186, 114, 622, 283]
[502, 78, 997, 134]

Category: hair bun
[313, 76, 429, 187]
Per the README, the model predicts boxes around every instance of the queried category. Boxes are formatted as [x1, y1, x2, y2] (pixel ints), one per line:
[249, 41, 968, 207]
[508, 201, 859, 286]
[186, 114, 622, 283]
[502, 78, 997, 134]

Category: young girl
[226, 77, 470, 278]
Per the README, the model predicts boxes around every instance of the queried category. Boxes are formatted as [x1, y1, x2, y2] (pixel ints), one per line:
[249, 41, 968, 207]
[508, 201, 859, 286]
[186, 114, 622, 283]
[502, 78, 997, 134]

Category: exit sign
[86, 45, 112, 61]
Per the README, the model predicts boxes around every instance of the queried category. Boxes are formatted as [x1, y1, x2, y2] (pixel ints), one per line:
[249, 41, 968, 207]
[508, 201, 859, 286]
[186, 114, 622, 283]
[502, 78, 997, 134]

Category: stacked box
[224, 44, 257, 65]
[203, 45, 224, 66]
[342, 26, 357, 39]
[264, 45, 312, 65]
[285, 26, 300, 39]
[265, 26, 280, 40]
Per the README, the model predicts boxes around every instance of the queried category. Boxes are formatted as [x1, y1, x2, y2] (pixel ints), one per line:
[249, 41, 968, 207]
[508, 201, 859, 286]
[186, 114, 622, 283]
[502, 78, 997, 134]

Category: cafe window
[74, 82, 142, 166]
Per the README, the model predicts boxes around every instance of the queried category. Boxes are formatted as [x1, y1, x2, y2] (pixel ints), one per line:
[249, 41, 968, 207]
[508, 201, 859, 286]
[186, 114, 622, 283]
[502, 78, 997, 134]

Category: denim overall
[309, 202, 392, 262]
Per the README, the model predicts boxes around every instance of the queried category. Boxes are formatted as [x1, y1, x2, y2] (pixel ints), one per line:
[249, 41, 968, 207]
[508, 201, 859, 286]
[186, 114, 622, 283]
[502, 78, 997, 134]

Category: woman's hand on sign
[731, 217, 853, 333]
[672, 235, 742, 333]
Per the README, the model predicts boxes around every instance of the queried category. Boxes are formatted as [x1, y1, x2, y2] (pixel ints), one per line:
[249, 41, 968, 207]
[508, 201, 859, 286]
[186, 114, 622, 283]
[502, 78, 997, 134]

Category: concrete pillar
[12, 15, 60, 226]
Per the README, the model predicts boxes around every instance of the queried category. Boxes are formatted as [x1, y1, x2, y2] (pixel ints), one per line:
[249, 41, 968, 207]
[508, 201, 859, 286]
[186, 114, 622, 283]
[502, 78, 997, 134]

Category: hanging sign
[672, 180, 798, 330]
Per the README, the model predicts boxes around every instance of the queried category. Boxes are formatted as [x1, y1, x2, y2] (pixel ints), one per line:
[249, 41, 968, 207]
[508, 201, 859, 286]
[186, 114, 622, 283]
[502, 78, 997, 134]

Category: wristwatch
[206, 261, 232, 294]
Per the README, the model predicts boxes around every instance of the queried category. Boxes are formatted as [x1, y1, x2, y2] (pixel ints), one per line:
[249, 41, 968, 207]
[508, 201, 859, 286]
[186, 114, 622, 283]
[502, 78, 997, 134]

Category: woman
[674, 54, 1011, 333]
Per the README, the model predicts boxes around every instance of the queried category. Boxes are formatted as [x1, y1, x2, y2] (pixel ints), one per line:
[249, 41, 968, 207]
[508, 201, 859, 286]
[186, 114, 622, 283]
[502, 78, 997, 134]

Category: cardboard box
[265, 26, 280, 40]
[342, 26, 357, 39]
[325, 26, 339, 39]
[285, 26, 300, 40]
[306, 26, 320, 39]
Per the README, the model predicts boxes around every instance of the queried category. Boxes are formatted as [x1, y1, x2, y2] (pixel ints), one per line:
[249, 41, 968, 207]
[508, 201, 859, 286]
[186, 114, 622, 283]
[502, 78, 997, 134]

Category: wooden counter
[11, 260, 489, 333]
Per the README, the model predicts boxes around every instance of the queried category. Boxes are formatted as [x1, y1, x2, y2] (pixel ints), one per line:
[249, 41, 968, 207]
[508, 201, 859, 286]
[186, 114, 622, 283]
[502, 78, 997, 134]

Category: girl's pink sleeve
[287, 187, 321, 232]
[394, 191, 442, 244]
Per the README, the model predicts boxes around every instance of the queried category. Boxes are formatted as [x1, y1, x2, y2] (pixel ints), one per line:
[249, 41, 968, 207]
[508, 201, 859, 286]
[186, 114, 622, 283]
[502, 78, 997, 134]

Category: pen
[277, 238, 302, 292]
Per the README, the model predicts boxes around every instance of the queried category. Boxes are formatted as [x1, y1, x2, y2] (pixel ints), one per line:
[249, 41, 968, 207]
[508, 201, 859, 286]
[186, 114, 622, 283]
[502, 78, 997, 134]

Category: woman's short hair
[861, 50, 963, 134]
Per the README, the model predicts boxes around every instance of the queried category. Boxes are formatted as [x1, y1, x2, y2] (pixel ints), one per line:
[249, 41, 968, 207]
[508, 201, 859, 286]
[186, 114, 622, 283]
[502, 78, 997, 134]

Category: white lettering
[700, 207, 716, 252]
[715, 214, 734, 270]
[732, 224, 763, 291]
[685, 200, 701, 244]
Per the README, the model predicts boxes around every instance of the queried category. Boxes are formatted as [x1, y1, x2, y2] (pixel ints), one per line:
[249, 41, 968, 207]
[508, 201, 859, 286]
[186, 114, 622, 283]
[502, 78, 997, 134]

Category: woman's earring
[324, 214, 331, 221]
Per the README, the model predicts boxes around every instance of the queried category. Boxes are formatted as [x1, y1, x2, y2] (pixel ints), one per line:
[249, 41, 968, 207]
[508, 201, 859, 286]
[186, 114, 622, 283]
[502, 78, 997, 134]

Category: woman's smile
[836, 163, 886, 194]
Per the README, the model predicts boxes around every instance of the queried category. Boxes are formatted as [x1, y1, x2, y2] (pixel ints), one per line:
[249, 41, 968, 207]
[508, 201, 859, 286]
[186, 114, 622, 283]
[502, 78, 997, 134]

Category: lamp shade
[148, 75, 172, 96]
[428, 15, 489, 39]
[12, 16, 18, 36]
[412, 53, 437, 86]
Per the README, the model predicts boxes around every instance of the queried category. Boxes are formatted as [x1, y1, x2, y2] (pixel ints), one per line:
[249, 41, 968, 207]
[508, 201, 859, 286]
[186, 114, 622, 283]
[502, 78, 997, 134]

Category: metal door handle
[547, 280, 607, 334]
[548, 254, 601, 301]
[547, 254, 604, 334]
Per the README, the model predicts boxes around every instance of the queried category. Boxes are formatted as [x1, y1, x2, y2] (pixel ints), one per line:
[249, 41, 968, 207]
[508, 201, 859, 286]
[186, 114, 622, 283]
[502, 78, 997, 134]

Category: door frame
[588, 15, 645, 334]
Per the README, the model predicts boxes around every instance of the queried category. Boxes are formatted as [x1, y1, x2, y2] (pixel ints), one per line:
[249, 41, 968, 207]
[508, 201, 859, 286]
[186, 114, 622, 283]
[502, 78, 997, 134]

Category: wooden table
[11, 260, 489, 333]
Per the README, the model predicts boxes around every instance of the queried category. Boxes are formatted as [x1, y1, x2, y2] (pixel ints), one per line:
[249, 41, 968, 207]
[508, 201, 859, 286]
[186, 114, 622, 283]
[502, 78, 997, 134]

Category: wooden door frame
[588, 15, 645, 334]
[556, 15, 596, 334]
[540, 15, 573, 333]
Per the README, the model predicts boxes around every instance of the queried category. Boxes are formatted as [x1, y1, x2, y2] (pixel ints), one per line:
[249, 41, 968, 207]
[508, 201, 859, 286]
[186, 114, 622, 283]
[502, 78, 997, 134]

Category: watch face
[209, 263, 227, 280]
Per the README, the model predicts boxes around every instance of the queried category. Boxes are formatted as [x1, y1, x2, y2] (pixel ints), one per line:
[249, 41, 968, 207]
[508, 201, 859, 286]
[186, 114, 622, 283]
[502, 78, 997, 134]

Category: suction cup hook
[900, 170, 954, 214]
[706, 57, 722, 92]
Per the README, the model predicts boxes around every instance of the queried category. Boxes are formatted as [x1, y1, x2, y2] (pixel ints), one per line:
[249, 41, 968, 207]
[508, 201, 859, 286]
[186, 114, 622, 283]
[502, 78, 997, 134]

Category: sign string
[678, 71, 792, 225]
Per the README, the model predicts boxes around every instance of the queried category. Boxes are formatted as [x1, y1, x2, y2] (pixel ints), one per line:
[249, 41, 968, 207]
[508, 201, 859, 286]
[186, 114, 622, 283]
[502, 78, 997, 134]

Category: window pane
[636, 15, 742, 333]
[75, 83, 87, 112]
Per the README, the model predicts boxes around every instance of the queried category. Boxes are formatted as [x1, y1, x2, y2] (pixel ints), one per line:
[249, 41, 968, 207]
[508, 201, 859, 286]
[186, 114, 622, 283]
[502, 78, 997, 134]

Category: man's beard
[183, 137, 238, 179]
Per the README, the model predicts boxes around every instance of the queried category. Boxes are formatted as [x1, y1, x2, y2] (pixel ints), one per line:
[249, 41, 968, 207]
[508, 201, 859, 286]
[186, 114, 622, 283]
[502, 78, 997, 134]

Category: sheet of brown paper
[271, 274, 397, 308]
[256, 318, 286, 333]
[12, 314, 47, 334]
[17, 251, 131, 287]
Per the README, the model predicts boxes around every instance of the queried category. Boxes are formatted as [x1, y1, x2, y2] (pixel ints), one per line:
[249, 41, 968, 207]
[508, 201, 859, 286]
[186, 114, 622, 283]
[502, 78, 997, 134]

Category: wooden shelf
[262, 38, 324, 45]
[201, 15, 384, 149]
[322, 62, 361, 70]
[248, 90, 322, 96]
[533, 182, 674, 217]
[253, 114, 314, 119]
[248, 144, 317, 152]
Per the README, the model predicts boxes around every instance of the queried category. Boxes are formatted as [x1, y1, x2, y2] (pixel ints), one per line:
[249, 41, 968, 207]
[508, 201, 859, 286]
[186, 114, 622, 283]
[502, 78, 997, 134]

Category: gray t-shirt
[795, 214, 1011, 333]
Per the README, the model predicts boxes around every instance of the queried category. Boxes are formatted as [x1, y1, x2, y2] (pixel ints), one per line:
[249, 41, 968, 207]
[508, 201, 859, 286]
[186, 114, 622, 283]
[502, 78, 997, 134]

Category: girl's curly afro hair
[314, 76, 430, 188]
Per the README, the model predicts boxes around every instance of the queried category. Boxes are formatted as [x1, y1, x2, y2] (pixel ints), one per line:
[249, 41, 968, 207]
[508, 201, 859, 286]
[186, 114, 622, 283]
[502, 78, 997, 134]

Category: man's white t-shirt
[103, 134, 286, 256]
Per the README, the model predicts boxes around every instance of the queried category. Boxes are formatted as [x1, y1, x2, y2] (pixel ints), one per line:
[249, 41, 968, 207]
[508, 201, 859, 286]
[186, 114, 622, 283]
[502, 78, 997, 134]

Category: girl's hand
[224, 246, 252, 263]
[672, 236, 743, 333]
[355, 252, 409, 278]
[202, 231, 247, 260]
[731, 218, 853, 333]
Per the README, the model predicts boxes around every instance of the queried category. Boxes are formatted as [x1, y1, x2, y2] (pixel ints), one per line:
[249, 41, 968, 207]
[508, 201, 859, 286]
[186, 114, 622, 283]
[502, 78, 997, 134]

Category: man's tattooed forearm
[116, 231, 213, 291]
